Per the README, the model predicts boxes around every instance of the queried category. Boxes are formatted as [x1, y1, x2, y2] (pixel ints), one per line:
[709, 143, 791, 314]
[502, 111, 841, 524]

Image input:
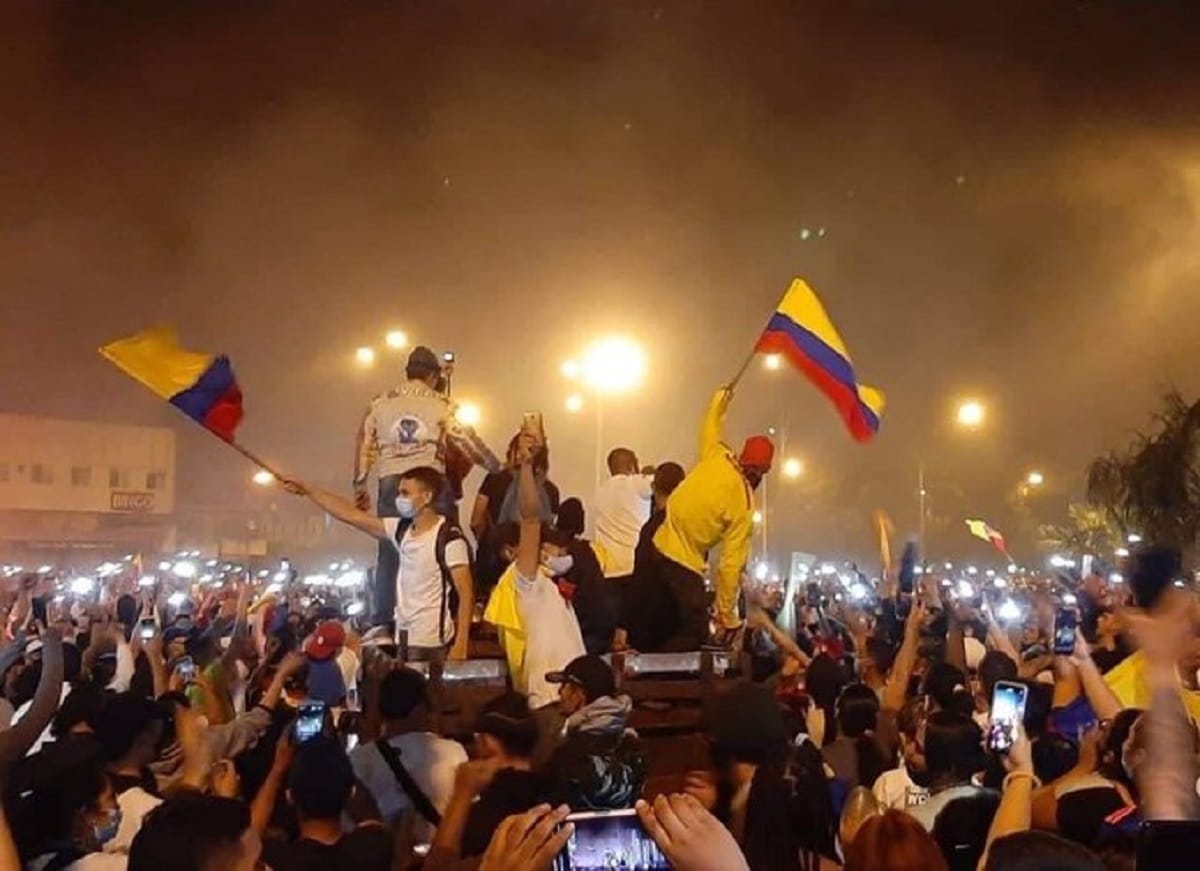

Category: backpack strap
[434, 521, 471, 645]
[375, 739, 442, 827]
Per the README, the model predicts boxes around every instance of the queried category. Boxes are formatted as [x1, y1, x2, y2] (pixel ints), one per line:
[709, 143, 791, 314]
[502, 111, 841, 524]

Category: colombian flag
[100, 327, 244, 441]
[755, 278, 884, 441]
[965, 518, 1010, 559]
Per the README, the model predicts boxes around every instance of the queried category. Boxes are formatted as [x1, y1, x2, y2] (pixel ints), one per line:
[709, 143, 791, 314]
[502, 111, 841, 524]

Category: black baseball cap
[545, 654, 616, 702]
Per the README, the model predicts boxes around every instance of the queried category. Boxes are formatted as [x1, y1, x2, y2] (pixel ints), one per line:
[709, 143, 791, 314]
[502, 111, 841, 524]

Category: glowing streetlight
[763, 353, 783, 371]
[252, 470, 275, 486]
[384, 330, 408, 350]
[581, 336, 646, 395]
[455, 402, 482, 427]
[752, 510, 763, 525]
[561, 359, 580, 380]
[1026, 470, 1045, 487]
[565, 394, 584, 413]
[355, 346, 376, 367]
[956, 399, 986, 430]
[782, 457, 804, 479]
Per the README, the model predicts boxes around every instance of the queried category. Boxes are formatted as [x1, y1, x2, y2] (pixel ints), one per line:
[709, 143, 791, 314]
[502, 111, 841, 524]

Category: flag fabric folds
[965, 518, 1010, 558]
[100, 327, 244, 441]
[755, 278, 885, 441]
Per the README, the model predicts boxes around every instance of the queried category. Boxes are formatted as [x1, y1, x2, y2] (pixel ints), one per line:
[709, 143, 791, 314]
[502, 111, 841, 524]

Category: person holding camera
[352, 346, 500, 625]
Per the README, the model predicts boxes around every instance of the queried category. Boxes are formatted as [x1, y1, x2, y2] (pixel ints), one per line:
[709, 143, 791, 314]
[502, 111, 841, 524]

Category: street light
[782, 457, 804, 479]
[455, 402, 482, 427]
[580, 336, 646, 395]
[1026, 470, 1045, 487]
[565, 394, 584, 413]
[355, 346, 376, 367]
[561, 359, 580, 380]
[752, 510, 763, 525]
[252, 470, 275, 486]
[763, 353, 782, 371]
[956, 399, 986, 430]
[384, 330, 408, 350]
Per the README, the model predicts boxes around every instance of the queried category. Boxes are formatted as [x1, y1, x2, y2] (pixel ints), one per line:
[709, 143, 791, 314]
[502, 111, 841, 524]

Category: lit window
[146, 471, 166, 491]
[71, 466, 92, 487]
[31, 463, 53, 485]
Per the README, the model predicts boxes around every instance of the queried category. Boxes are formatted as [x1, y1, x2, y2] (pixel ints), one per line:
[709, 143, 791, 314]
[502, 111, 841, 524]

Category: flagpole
[727, 347, 759, 391]
[227, 440, 286, 481]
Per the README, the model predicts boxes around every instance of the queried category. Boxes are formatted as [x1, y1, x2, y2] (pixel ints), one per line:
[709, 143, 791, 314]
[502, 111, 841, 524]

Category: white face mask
[543, 554, 574, 577]
[395, 495, 417, 519]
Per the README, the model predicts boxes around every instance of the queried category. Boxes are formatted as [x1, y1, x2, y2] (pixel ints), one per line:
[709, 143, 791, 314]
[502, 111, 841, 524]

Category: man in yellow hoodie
[649, 386, 773, 651]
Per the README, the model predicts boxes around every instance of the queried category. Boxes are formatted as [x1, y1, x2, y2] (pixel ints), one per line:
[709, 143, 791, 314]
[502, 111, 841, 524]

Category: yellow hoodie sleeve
[699, 388, 734, 460]
[713, 503, 753, 629]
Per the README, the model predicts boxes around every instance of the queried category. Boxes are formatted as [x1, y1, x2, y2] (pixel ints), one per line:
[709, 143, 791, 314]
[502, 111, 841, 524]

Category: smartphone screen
[1053, 609, 1077, 655]
[294, 701, 326, 744]
[175, 656, 197, 684]
[138, 617, 156, 641]
[553, 809, 668, 871]
[987, 680, 1028, 753]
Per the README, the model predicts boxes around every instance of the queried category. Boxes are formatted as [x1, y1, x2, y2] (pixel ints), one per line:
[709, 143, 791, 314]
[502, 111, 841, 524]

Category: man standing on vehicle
[353, 346, 499, 624]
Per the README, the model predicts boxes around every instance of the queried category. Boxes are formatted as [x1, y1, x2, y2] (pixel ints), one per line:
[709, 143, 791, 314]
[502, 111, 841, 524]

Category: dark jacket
[548, 695, 646, 810]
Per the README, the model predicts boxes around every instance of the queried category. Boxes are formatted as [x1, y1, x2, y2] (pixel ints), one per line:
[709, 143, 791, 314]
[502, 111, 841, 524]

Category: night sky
[4, 1, 1200, 563]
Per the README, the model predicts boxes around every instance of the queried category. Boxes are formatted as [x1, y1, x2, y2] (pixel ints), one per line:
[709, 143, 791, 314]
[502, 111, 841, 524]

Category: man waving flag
[753, 278, 885, 441]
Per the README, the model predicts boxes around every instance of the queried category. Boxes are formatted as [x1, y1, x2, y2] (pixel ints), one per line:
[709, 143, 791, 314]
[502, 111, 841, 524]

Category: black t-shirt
[1091, 645, 1130, 675]
[262, 826, 392, 871]
[461, 769, 557, 858]
[478, 471, 561, 523]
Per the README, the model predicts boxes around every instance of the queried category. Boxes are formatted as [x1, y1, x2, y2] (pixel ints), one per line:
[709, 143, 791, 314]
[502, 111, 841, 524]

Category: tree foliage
[1085, 391, 1200, 557]
[1038, 503, 1123, 556]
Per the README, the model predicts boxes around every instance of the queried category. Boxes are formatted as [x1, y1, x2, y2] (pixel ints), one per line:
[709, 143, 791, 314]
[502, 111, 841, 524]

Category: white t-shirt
[349, 731, 467, 841]
[872, 764, 931, 811]
[384, 517, 470, 647]
[514, 567, 586, 709]
[593, 474, 653, 578]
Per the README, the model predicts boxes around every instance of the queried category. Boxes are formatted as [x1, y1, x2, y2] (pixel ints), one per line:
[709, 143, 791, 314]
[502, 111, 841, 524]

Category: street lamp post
[919, 398, 987, 559]
[563, 336, 647, 491]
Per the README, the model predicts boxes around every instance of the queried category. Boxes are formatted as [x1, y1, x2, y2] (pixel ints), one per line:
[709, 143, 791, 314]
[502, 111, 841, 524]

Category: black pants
[652, 557, 709, 652]
[372, 475, 403, 625]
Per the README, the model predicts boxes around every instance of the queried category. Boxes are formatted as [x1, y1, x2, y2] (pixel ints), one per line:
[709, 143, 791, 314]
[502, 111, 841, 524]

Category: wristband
[1002, 770, 1041, 791]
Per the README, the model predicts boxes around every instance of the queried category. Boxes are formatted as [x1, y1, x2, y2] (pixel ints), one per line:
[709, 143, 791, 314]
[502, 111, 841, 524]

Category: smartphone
[138, 617, 156, 641]
[522, 411, 544, 438]
[987, 680, 1029, 753]
[294, 700, 326, 744]
[1053, 608, 1077, 655]
[898, 541, 917, 595]
[1137, 820, 1200, 869]
[174, 656, 197, 684]
[552, 809, 668, 871]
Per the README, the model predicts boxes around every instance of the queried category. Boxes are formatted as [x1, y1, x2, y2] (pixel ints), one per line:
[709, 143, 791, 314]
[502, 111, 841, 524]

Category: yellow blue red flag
[755, 278, 885, 441]
[100, 327, 244, 442]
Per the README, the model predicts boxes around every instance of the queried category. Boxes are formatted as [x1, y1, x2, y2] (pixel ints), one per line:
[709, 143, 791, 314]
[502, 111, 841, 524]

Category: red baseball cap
[739, 435, 775, 470]
[304, 620, 346, 662]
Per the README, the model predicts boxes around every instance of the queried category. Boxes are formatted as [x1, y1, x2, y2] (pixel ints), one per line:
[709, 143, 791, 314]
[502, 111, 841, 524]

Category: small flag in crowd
[965, 518, 1010, 558]
[755, 278, 885, 442]
[99, 327, 244, 442]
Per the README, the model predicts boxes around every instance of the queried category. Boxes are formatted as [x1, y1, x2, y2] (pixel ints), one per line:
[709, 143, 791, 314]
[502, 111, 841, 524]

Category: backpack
[434, 521, 471, 646]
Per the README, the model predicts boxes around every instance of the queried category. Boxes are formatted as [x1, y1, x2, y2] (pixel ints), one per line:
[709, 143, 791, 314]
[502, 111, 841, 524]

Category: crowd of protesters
[1, 346, 1198, 869]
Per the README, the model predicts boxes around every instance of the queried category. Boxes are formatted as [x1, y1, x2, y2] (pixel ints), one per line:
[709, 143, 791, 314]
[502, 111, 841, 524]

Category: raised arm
[283, 478, 387, 539]
[978, 727, 1036, 870]
[1067, 629, 1122, 721]
[515, 434, 543, 581]
[698, 387, 733, 460]
[1127, 592, 1200, 821]
[883, 600, 927, 712]
[0, 630, 62, 765]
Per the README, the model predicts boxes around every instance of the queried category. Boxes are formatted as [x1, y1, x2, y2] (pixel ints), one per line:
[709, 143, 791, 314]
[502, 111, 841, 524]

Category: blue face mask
[91, 808, 122, 848]
[395, 496, 417, 519]
[543, 554, 574, 577]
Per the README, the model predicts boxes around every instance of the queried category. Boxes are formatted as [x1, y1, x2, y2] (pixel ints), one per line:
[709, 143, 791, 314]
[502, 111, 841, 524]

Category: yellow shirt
[484, 564, 525, 687]
[1105, 651, 1200, 722]
[652, 389, 754, 600]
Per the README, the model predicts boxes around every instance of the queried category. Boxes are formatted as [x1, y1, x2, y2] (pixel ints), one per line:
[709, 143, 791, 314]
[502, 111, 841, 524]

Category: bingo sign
[110, 491, 155, 513]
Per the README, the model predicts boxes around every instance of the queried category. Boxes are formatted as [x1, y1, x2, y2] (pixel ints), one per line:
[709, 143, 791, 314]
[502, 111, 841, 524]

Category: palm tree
[1038, 503, 1123, 556]
[1086, 391, 1200, 561]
